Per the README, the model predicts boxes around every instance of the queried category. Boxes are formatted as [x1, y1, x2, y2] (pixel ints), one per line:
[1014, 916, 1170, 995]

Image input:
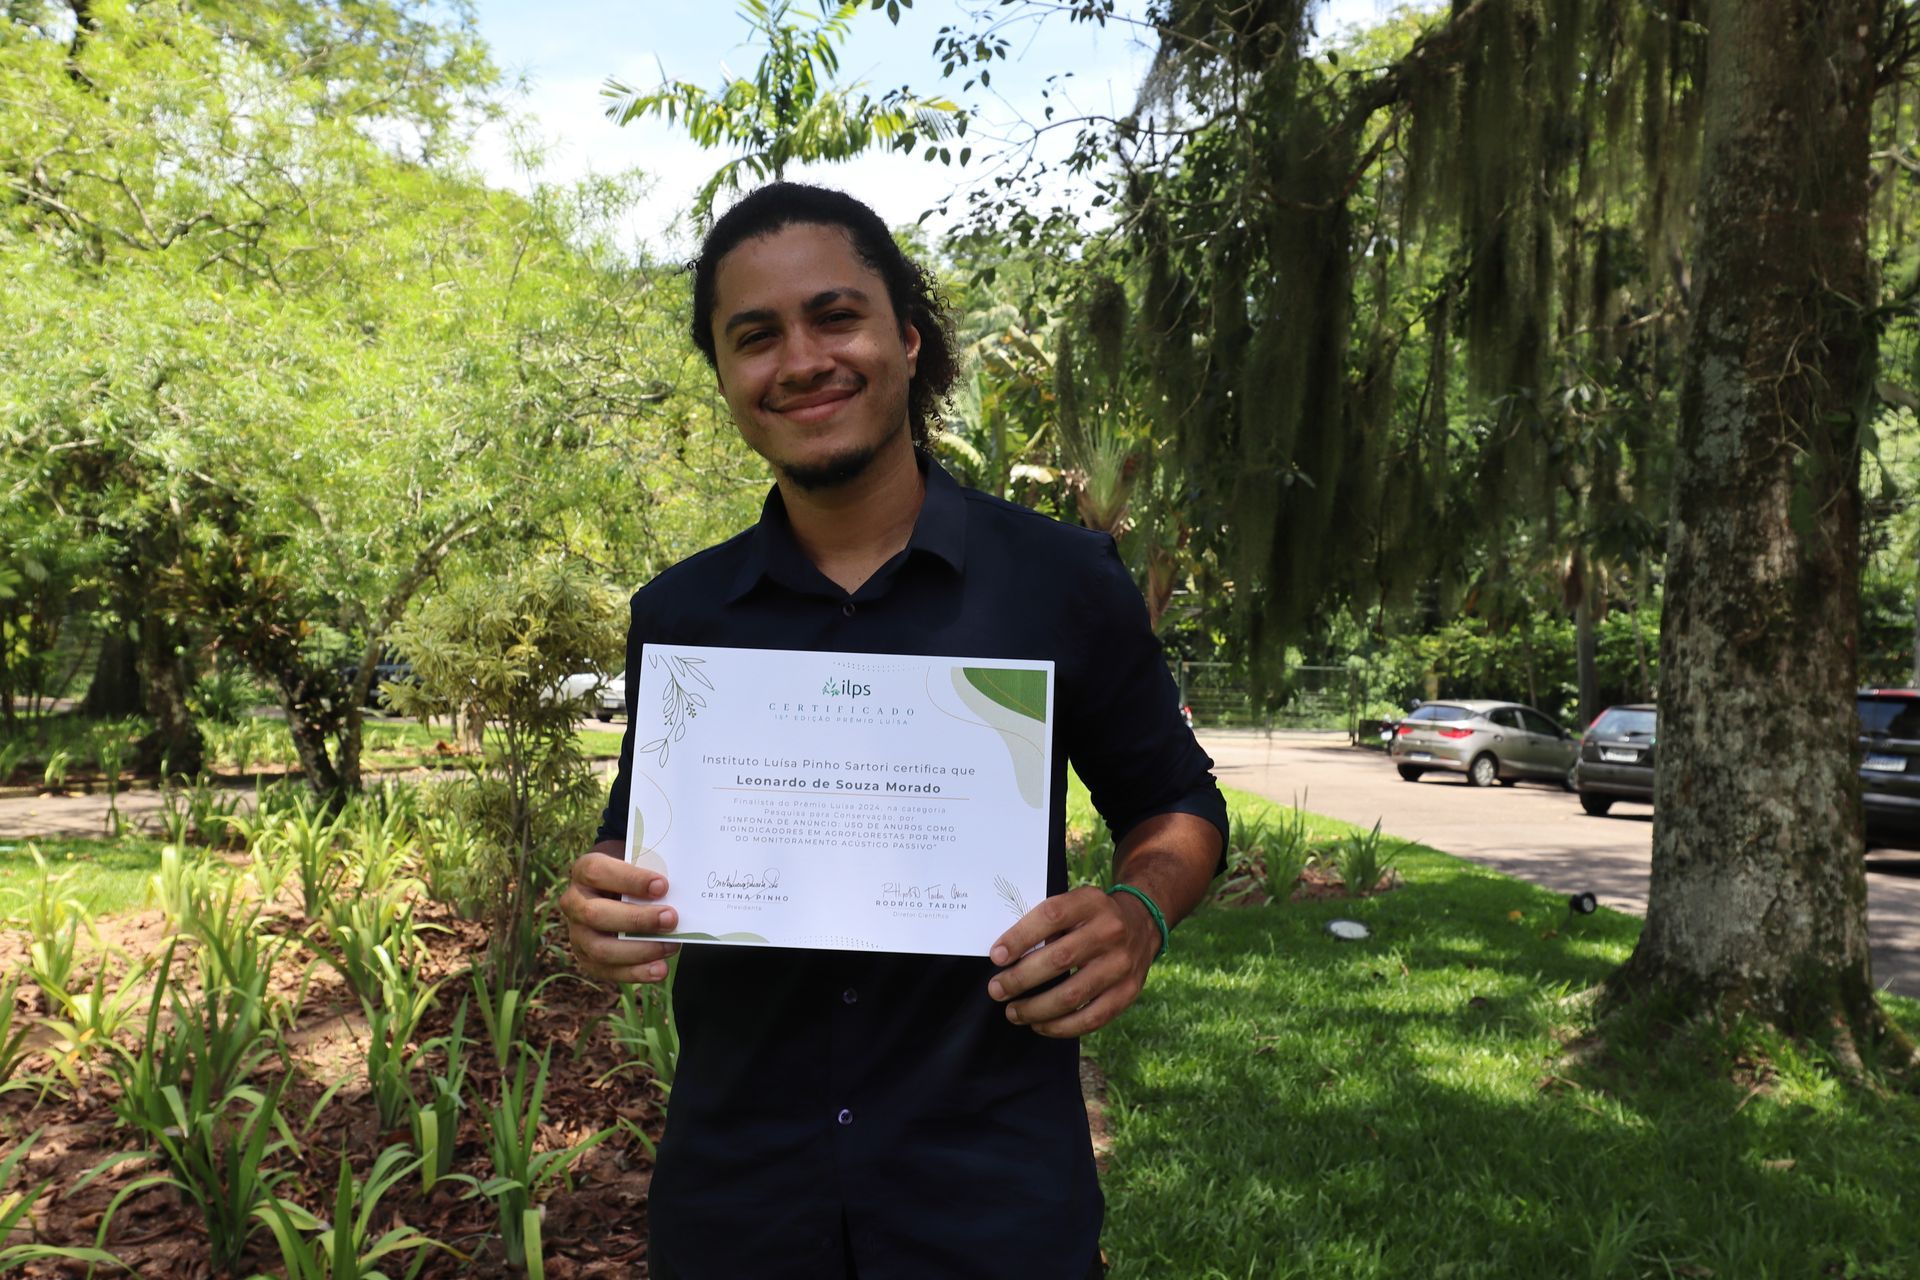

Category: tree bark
[1607, 0, 1903, 1063]
[132, 617, 203, 777]
[80, 625, 143, 718]
[1575, 583, 1599, 728]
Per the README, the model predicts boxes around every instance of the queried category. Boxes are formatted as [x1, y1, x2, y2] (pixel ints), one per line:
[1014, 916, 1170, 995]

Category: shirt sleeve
[594, 591, 646, 844]
[1064, 535, 1229, 872]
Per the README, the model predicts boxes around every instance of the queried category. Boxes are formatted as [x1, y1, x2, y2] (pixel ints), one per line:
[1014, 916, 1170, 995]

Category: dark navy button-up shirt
[596, 456, 1228, 1280]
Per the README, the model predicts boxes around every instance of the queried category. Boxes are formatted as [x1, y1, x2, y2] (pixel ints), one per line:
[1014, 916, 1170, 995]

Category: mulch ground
[1, 895, 662, 1279]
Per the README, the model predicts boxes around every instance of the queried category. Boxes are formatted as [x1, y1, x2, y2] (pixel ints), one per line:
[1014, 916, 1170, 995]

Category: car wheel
[1396, 765, 1424, 782]
[1561, 769, 1578, 793]
[1580, 794, 1612, 817]
[1468, 753, 1498, 788]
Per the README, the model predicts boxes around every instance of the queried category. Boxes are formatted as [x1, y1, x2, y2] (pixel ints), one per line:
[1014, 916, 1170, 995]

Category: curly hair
[689, 182, 957, 448]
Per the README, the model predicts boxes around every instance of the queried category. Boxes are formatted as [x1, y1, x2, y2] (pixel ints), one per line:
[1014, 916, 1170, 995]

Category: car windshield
[1858, 695, 1920, 740]
[1408, 704, 1470, 722]
[1592, 708, 1656, 738]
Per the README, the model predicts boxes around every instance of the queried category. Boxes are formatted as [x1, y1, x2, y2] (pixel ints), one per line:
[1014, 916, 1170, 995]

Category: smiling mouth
[769, 384, 860, 424]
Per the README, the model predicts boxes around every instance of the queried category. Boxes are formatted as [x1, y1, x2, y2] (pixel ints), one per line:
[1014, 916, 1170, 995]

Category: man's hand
[559, 842, 681, 984]
[985, 886, 1159, 1038]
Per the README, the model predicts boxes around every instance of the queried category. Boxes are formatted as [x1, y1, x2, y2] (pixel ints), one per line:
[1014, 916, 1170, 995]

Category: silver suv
[1389, 700, 1579, 789]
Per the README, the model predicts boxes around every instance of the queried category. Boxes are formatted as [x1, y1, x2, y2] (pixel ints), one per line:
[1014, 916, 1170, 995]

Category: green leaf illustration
[961, 667, 1048, 723]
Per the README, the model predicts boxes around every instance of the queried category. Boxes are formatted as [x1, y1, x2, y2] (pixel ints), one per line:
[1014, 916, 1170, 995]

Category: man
[560, 182, 1227, 1279]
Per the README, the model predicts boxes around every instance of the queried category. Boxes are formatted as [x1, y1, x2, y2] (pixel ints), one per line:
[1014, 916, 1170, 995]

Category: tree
[602, 0, 964, 223]
[1607, 0, 1904, 1067]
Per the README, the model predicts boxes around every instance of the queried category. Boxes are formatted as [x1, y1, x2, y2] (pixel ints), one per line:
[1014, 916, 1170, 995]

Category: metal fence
[1171, 661, 1359, 731]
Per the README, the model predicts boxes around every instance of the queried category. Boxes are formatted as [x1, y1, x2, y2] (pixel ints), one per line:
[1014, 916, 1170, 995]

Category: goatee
[778, 441, 884, 492]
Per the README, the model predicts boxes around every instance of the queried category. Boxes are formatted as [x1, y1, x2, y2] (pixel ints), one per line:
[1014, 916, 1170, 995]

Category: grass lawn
[1080, 783, 1920, 1279]
[0, 836, 167, 917]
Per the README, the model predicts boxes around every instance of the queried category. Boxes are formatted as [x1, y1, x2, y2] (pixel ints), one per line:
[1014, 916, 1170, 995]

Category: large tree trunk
[1607, 0, 1901, 1064]
[80, 626, 143, 718]
[133, 618, 203, 777]
[1575, 583, 1599, 729]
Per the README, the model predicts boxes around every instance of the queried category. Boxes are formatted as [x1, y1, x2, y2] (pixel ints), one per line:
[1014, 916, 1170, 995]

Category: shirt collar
[725, 451, 967, 603]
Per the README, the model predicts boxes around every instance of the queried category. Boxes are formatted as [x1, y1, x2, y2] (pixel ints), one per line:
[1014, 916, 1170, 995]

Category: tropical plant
[1336, 819, 1398, 897]
[471, 967, 532, 1075]
[38, 748, 70, 792]
[254, 1145, 446, 1280]
[89, 719, 135, 838]
[360, 944, 442, 1132]
[459, 1047, 612, 1272]
[601, 966, 681, 1095]
[319, 884, 427, 1005]
[11, 850, 89, 1010]
[41, 957, 153, 1085]
[1261, 795, 1313, 905]
[412, 1001, 471, 1193]
[260, 801, 349, 917]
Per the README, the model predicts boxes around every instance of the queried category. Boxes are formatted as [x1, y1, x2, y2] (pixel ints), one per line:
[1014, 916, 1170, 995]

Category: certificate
[621, 644, 1054, 956]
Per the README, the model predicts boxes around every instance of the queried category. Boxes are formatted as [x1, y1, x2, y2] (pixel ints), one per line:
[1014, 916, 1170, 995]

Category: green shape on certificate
[961, 667, 1048, 723]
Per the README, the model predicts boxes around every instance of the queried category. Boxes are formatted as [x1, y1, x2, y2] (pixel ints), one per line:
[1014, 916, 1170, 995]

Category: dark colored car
[1859, 689, 1920, 851]
[1573, 704, 1656, 817]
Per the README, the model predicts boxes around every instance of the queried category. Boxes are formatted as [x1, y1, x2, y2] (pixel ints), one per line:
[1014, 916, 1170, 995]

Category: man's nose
[777, 326, 835, 384]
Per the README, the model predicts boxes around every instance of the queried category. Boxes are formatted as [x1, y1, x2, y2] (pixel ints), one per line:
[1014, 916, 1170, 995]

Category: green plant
[319, 883, 426, 1004]
[149, 842, 221, 928]
[0, 740, 29, 787]
[104, 941, 295, 1273]
[1065, 821, 1116, 892]
[470, 966, 533, 1074]
[157, 785, 193, 847]
[191, 668, 265, 724]
[412, 1000, 470, 1192]
[347, 787, 419, 895]
[1336, 817, 1398, 897]
[459, 1047, 611, 1273]
[360, 943, 442, 1132]
[254, 1145, 446, 1280]
[90, 720, 135, 838]
[1261, 794, 1313, 904]
[39, 747, 71, 792]
[41, 956, 153, 1085]
[11, 849, 90, 1010]
[600, 967, 680, 1095]
[187, 773, 243, 847]
[417, 812, 494, 918]
[0, 978, 33, 1091]
[262, 801, 348, 917]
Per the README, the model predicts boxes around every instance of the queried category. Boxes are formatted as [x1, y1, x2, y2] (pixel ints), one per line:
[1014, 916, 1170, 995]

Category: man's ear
[903, 321, 922, 378]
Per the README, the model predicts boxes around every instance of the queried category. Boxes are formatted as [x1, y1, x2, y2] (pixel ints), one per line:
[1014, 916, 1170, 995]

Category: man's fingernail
[1006, 1005, 1021, 1024]
[651, 880, 669, 897]
[661, 909, 677, 929]
[988, 979, 1005, 1000]
[990, 945, 1008, 965]
[648, 962, 666, 979]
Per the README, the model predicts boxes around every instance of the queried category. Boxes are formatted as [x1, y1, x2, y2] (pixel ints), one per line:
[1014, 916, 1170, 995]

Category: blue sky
[465, 1, 1413, 255]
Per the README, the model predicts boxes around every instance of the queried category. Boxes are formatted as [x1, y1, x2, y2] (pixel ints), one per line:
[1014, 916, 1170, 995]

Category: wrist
[1107, 883, 1169, 963]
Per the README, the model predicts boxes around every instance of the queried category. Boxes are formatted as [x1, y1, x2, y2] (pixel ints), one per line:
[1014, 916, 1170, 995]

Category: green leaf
[961, 667, 1048, 723]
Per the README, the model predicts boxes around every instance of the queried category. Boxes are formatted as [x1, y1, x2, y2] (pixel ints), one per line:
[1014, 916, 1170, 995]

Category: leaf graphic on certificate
[950, 667, 1047, 808]
[639, 652, 713, 766]
[994, 875, 1029, 918]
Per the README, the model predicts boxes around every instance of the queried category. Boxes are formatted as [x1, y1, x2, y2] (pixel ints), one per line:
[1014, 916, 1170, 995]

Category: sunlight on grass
[0, 837, 167, 916]
[1070, 778, 1920, 1279]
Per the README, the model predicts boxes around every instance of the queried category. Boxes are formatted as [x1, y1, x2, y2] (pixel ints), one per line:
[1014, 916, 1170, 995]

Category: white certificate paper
[621, 644, 1054, 956]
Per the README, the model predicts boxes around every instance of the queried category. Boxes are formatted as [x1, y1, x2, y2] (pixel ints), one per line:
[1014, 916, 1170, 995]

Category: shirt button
[837, 1108, 854, 1126]
[842, 602, 856, 617]
[842, 987, 858, 1005]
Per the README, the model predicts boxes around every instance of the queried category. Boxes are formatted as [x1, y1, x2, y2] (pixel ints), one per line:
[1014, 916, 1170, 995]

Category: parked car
[1388, 699, 1578, 788]
[1859, 689, 1920, 851]
[1573, 704, 1656, 816]
[598, 670, 628, 721]
[551, 670, 608, 712]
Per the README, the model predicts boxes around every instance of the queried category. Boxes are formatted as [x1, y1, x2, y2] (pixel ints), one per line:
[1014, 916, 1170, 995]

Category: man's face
[709, 222, 921, 491]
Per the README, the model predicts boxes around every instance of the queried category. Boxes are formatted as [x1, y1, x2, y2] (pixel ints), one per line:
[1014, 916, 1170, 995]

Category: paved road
[1197, 729, 1920, 998]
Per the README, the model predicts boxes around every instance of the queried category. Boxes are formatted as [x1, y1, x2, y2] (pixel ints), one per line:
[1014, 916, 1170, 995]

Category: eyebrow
[722, 287, 873, 336]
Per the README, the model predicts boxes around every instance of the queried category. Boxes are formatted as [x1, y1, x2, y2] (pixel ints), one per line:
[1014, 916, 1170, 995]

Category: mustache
[767, 377, 865, 412]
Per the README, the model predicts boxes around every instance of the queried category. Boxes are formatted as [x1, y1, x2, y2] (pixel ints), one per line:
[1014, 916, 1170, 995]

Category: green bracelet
[1108, 883, 1169, 961]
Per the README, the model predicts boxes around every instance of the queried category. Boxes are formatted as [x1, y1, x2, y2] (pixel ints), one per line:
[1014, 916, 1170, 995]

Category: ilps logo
[821, 675, 872, 698]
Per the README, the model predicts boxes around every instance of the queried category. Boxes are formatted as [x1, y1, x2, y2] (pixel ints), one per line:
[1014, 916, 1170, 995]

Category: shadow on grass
[1089, 851, 1920, 1280]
